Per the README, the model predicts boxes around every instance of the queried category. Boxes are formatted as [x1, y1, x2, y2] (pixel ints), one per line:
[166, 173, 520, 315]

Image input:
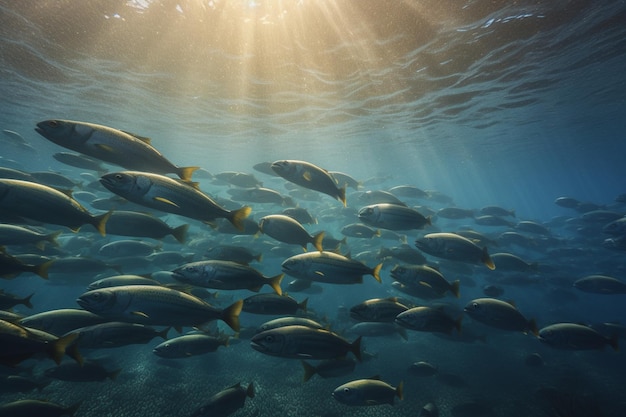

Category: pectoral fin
[131, 311, 150, 319]
[153, 197, 180, 208]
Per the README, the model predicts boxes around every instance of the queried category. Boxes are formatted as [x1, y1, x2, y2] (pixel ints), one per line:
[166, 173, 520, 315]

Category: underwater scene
[1, 1, 626, 416]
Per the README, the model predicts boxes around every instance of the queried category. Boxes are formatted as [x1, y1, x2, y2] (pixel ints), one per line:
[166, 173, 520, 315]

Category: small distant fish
[271, 160, 346, 206]
[214, 171, 262, 188]
[332, 377, 403, 406]
[153, 333, 228, 358]
[515, 220, 550, 235]
[282, 207, 317, 224]
[358, 190, 407, 206]
[67, 321, 169, 349]
[257, 316, 324, 333]
[0, 249, 53, 280]
[479, 205, 515, 217]
[341, 223, 380, 239]
[204, 245, 262, 264]
[554, 196, 581, 209]
[491, 253, 539, 272]
[36, 119, 198, 181]
[44, 360, 121, 382]
[408, 361, 438, 377]
[437, 207, 475, 219]
[190, 382, 254, 417]
[538, 323, 618, 351]
[388, 185, 428, 199]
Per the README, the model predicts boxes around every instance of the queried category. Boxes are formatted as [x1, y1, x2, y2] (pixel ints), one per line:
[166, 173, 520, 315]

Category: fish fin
[158, 327, 170, 340]
[246, 382, 255, 398]
[314, 270, 325, 277]
[482, 247, 495, 270]
[451, 280, 461, 298]
[301, 360, 316, 382]
[255, 253, 263, 262]
[269, 273, 284, 296]
[312, 231, 325, 252]
[426, 216, 432, 226]
[178, 166, 199, 182]
[92, 210, 112, 237]
[419, 281, 433, 289]
[21, 293, 34, 309]
[396, 380, 404, 400]
[338, 184, 347, 207]
[108, 368, 123, 380]
[229, 206, 252, 231]
[351, 336, 362, 362]
[221, 300, 243, 332]
[372, 263, 383, 283]
[608, 334, 619, 351]
[47, 230, 63, 246]
[50, 333, 79, 365]
[397, 326, 408, 341]
[121, 131, 152, 144]
[299, 297, 308, 312]
[132, 311, 150, 319]
[527, 318, 539, 337]
[154, 197, 180, 208]
[35, 260, 54, 280]
[171, 224, 189, 244]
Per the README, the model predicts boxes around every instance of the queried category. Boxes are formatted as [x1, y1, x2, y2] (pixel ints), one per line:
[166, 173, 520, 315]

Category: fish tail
[108, 368, 122, 380]
[20, 293, 34, 309]
[454, 316, 463, 334]
[221, 300, 243, 332]
[372, 263, 383, 283]
[50, 333, 79, 365]
[94, 210, 112, 237]
[338, 184, 347, 207]
[246, 382, 255, 398]
[312, 231, 325, 252]
[426, 216, 432, 226]
[47, 230, 63, 246]
[229, 206, 252, 231]
[269, 273, 284, 296]
[178, 166, 200, 182]
[255, 253, 263, 262]
[351, 336, 362, 362]
[171, 224, 189, 244]
[158, 327, 171, 340]
[397, 326, 408, 341]
[301, 360, 317, 382]
[396, 380, 404, 401]
[299, 297, 309, 312]
[608, 334, 619, 351]
[451, 280, 461, 298]
[482, 247, 495, 270]
[34, 260, 54, 280]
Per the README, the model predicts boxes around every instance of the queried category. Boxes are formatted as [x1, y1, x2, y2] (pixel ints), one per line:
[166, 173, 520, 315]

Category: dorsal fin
[122, 131, 152, 144]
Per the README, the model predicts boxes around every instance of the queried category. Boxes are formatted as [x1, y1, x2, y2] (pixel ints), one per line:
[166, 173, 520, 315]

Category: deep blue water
[1, 1, 626, 416]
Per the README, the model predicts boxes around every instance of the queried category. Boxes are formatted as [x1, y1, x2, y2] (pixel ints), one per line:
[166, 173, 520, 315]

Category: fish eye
[115, 174, 123, 180]
[48, 120, 59, 127]
[343, 388, 351, 393]
[472, 302, 479, 309]
[264, 335, 274, 343]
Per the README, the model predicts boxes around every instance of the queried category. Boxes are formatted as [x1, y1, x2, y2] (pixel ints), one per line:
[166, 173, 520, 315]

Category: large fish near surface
[281, 251, 382, 285]
[414, 232, 495, 270]
[76, 285, 243, 331]
[0, 179, 110, 236]
[271, 160, 346, 206]
[100, 171, 251, 231]
[35, 119, 198, 182]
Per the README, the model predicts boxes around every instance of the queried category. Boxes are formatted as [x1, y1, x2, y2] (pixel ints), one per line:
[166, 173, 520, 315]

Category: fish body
[301, 358, 356, 382]
[67, 321, 168, 348]
[153, 333, 228, 358]
[358, 203, 430, 231]
[390, 264, 460, 298]
[242, 293, 307, 315]
[190, 382, 254, 417]
[539, 323, 619, 350]
[437, 207, 475, 219]
[105, 211, 188, 243]
[271, 160, 346, 205]
[281, 251, 382, 284]
[332, 377, 403, 406]
[258, 214, 324, 251]
[250, 325, 361, 360]
[464, 298, 537, 334]
[0, 399, 80, 417]
[491, 253, 538, 272]
[0, 224, 61, 249]
[20, 308, 107, 336]
[35, 119, 197, 181]
[574, 275, 626, 294]
[205, 245, 262, 264]
[0, 250, 53, 280]
[350, 298, 408, 322]
[341, 223, 380, 239]
[395, 306, 461, 334]
[0, 179, 109, 236]
[76, 285, 242, 331]
[414, 232, 495, 270]
[257, 317, 324, 333]
[172, 260, 283, 295]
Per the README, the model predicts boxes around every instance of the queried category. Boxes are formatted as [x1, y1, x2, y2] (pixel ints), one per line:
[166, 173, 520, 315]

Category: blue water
[1, 1, 626, 416]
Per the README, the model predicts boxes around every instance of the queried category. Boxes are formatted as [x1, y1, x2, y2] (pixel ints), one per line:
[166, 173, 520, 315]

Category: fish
[53, 152, 106, 172]
[437, 207, 476, 219]
[390, 264, 460, 298]
[358, 203, 431, 231]
[190, 382, 254, 417]
[395, 306, 462, 334]
[490, 252, 539, 272]
[301, 358, 357, 382]
[98, 239, 159, 257]
[464, 298, 538, 335]
[0, 224, 61, 250]
[538, 323, 619, 351]
[172, 260, 283, 295]
[408, 361, 438, 376]
[271, 159, 346, 205]
[76, 285, 243, 331]
[341, 223, 381, 239]
[332, 377, 403, 406]
[347, 322, 408, 340]
[282, 206, 317, 224]
[100, 171, 251, 231]
[20, 308, 108, 337]
[377, 244, 427, 264]
[258, 214, 324, 251]
[214, 171, 262, 188]
[0, 399, 80, 417]
[358, 190, 408, 206]
[479, 205, 515, 217]
[349, 297, 409, 322]
[44, 360, 121, 382]
[105, 211, 189, 243]
[153, 333, 229, 358]
[573, 275, 626, 294]
[0, 291, 34, 310]
[0, 179, 110, 236]
[205, 245, 263, 264]
[281, 251, 382, 285]
[415, 232, 495, 270]
[0, 249, 53, 280]
[35, 119, 198, 181]
[257, 316, 325, 333]
[250, 325, 361, 360]
[242, 293, 308, 315]
[66, 321, 169, 349]
[330, 171, 362, 190]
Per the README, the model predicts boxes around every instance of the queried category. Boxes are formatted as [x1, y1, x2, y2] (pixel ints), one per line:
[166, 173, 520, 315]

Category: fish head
[172, 262, 211, 283]
[270, 160, 292, 176]
[152, 341, 175, 358]
[463, 300, 486, 320]
[357, 205, 380, 224]
[390, 264, 408, 280]
[332, 383, 363, 405]
[35, 120, 81, 146]
[349, 304, 369, 321]
[250, 330, 288, 355]
[100, 172, 149, 197]
[76, 289, 117, 314]
[281, 257, 305, 276]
